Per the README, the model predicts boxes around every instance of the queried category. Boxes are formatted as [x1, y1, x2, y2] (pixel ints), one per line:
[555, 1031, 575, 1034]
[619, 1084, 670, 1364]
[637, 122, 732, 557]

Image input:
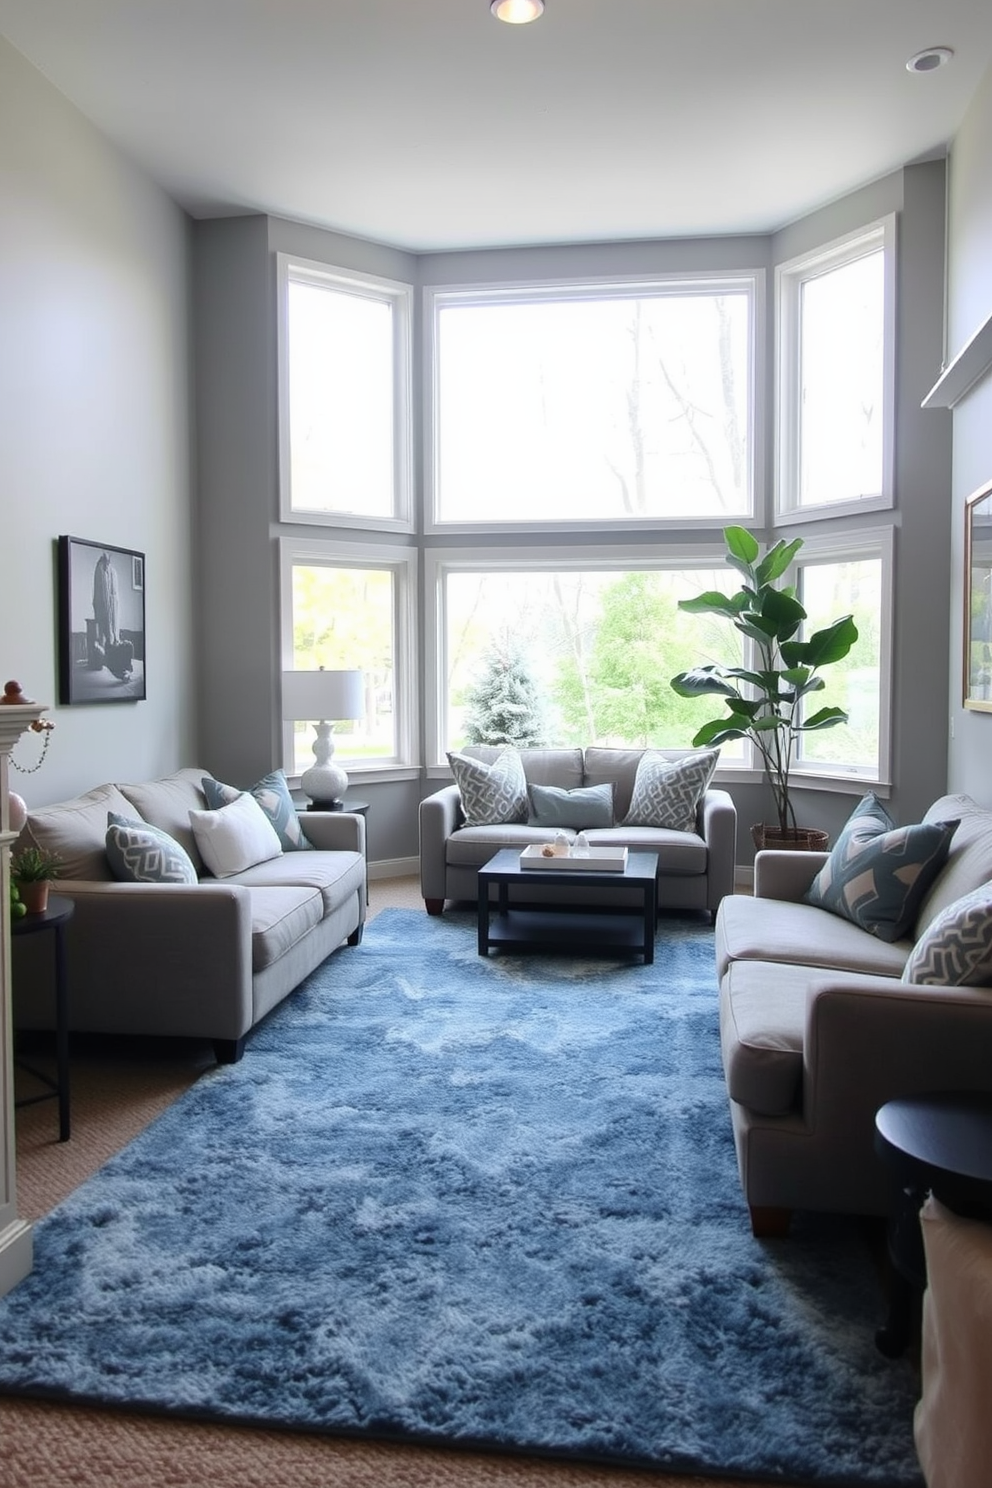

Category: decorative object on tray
[520, 843, 629, 871]
[671, 525, 859, 851]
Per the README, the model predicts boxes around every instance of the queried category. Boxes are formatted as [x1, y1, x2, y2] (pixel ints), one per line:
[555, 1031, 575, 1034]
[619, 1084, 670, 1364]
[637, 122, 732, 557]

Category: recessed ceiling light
[906, 47, 954, 74]
[491, 0, 545, 23]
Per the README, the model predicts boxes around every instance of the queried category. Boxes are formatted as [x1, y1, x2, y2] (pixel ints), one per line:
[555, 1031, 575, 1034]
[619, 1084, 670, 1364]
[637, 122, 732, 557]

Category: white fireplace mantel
[0, 700, 47, 1297]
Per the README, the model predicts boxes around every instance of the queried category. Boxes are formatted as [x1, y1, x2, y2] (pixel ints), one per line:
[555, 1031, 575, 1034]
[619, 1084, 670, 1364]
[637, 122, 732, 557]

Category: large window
[277, 255, 413, 531]
[428, 277, 757, 531]
[776, 218, 895, 519]
[279, 539, 418, 777]
[426, 550, 746, 763]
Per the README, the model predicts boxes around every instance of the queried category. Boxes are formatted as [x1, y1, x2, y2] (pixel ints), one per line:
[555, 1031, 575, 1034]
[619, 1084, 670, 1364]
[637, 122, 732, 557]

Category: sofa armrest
[803, 975, 992, 1144]
[699, 788, 737, 912]
[753, 849, 829, 902]
[419, 784, 464, 902]
[16, 879, 254, 1040]
[299, 810, 366, 855]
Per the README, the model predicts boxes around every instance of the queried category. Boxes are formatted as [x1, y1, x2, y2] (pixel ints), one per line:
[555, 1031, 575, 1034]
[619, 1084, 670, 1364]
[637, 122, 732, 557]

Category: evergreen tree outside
[463, 634, 548, 747]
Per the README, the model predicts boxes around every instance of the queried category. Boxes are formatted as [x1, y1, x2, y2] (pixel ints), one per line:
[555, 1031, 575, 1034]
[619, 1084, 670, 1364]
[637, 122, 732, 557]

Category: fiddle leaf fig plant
[670, 525, 859, 836]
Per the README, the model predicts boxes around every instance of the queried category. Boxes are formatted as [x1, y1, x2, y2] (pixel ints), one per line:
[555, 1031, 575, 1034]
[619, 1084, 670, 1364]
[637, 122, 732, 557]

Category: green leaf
[798, 706, 849, 731]
[677, 590, 744, 618]
[690, 718, 749, 748]
[670, 667, 741, 700]
[724, 526, 759, 566]
[755, 537, 803, 586]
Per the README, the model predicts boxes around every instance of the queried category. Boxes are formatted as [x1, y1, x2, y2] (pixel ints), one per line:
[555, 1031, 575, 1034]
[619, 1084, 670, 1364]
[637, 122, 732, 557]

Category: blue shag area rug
[0, 909, 923, 1485]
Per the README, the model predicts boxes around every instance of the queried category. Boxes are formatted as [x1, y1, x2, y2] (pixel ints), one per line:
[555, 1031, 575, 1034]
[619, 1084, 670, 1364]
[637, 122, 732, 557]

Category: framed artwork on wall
[57, 536, 147, 705]
[964, 479, 992, 713]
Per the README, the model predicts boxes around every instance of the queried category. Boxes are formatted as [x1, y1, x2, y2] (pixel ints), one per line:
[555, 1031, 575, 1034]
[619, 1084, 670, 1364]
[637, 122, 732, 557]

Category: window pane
[798, 558, 880, 770]
[443, 568, 743, 756]
[436, 290, 751, 523]
[799, 251, 884, 507]
[287, 279, 394, 518]
[290, 565, 394, 765]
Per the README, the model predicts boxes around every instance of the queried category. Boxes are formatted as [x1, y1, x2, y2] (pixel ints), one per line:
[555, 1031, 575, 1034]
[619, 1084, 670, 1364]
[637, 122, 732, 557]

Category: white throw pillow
[902, 882, 992, 986]
[622, 750, 719, 831]
[447, 749, 528, 827]
[189, 791, 283, 878]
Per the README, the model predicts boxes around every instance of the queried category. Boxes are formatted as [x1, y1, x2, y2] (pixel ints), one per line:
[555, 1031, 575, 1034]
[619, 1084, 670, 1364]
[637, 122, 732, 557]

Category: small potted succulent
[10, 845, 63, 915]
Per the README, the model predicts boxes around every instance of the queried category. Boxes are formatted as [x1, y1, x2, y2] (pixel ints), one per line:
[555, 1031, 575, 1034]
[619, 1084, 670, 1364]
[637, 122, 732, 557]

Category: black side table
[11, 891, 74, 1142]
[874, 1091, 992, 1357]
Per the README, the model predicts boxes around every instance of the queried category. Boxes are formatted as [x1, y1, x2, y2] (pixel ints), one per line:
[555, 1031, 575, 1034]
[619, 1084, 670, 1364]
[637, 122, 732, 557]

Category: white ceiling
[2, 0, 992, 253]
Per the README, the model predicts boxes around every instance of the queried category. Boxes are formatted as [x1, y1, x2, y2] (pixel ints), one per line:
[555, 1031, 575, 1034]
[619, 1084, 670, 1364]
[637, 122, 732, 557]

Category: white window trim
[424, 270, 764, 537]
[278, 535, 419, 780]
[276, 253, 415, 534]
[774, 216, 896, 525]
[786, 524, 893, 788]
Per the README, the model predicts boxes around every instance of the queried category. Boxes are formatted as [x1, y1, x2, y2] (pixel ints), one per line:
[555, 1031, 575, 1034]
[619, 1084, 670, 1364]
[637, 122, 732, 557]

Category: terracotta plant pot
[16, 880, 51, 914]
[751, 824, 830, 853]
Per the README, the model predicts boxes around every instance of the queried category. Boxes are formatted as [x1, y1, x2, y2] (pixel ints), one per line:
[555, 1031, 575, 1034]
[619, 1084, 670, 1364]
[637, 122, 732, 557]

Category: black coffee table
[477, 849, 659, 963]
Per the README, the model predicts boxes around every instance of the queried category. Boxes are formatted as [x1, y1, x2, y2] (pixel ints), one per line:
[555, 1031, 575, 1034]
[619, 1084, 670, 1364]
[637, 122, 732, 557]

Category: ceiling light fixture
[491, 0, 545, 23]
[906, 46, 954, 73]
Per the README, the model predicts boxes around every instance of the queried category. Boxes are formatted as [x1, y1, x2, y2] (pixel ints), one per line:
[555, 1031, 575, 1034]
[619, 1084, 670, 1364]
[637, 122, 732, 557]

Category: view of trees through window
[435, 287, 752, 524]
[797, 557, 881, 769]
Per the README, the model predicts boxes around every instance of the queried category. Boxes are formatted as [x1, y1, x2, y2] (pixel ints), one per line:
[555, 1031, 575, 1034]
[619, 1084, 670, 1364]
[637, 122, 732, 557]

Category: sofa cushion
[447, 824, 560, 866]
[202, 769, 312, 852]
[717, 892, 911, 981]
[903, 883, 992, 987]
[720, 959, 810, 1116]
[189, 793, 283, 878]
[247, 886, 324, 972]
[622, 749, 719, 831]
[226, 846, 366, 916]
[448, 748, 528, 826]
[18, 782, 135, 881]
[585, 825, 707, 875]
[528, 782, 614, 829]
[581, 748, 646, 821]
[118, 768, 210, 874]
[804, 793, 959, 943]
[105, 813, 199, 885]
[917, 795, 992, 933]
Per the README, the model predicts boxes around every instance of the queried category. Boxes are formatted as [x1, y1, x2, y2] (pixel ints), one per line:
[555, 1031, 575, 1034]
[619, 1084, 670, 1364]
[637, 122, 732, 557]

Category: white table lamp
[282, 667, 364, 810]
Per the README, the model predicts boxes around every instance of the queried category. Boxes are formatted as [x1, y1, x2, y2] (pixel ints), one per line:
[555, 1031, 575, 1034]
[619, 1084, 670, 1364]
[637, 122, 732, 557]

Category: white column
[0, 702, 46, 1296]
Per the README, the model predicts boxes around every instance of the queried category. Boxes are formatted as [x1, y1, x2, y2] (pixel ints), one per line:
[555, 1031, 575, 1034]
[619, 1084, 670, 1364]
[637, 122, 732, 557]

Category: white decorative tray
[520, 845, 629, 872]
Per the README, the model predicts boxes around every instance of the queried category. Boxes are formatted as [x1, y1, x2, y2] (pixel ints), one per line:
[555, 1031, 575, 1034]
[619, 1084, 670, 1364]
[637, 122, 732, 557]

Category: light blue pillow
[202, 770, 312, 852]
[528, 782, 614, 830]
[106, 812, 198, 885]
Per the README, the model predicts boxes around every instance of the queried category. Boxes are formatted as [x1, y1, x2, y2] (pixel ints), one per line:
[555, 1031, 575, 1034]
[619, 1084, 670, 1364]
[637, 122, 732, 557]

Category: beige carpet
[4, 878, 809, 1488]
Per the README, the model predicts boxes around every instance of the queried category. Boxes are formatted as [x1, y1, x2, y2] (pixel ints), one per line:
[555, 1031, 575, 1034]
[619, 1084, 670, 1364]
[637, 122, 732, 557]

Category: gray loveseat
[716, 792, 992, 1236]
[420, 745, 737, 919]
[13, 767, 366, 1063]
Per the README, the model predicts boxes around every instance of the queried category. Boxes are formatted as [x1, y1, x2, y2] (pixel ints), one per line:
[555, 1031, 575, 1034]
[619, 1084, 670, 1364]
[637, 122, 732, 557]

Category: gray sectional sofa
[716, 792, 992, 1235]
[12, 767, 366, 1062]
[419, 745, 737, 919]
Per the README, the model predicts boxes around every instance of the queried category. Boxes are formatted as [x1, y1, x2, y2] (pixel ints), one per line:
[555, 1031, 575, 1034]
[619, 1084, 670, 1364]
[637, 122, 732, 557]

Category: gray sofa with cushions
[715, 792, 992, 1236]
[12, 768, 366, 1063]
[419, 745, 737, 918]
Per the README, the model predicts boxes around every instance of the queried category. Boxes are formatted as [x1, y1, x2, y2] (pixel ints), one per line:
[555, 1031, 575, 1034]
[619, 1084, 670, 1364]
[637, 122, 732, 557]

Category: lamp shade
[282, 669, 364, 722]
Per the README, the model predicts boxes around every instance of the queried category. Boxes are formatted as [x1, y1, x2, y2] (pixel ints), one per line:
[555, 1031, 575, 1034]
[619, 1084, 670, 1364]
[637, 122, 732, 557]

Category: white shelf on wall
[922, 313, 992, 409]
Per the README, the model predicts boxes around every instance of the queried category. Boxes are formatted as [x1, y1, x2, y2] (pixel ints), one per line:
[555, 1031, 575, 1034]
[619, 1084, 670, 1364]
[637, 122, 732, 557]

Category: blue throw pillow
[106, 812, 199, 885]
[202, 770, 312, 852]
[804, 793, 960, 943]
[528, 782, 615, 830]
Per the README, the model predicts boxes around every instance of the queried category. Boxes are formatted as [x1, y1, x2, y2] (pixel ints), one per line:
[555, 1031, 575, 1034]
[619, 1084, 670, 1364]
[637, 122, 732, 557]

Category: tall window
[280, 539, 417, 775]
[277, 255, 413, 531]
[776, 218, 895, 518]
[426, 552, 746, 762]
[428, 278, 756, 530]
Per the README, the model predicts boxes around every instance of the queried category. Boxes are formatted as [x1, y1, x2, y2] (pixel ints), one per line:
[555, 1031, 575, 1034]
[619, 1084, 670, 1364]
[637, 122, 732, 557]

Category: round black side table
[11, 891, 74, 1142]
[874, 1091, 992, 1357]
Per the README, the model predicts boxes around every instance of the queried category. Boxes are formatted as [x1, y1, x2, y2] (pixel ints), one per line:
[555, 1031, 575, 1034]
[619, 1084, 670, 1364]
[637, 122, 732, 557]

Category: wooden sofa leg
[425, 899, 444, 916]
[213, 1036, 245, 1065]
[749, 1205, 792, 1239]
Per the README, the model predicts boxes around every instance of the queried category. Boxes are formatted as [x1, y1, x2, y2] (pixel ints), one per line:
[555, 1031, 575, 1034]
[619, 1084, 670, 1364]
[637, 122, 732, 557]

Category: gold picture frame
[964, 479, 992, 712]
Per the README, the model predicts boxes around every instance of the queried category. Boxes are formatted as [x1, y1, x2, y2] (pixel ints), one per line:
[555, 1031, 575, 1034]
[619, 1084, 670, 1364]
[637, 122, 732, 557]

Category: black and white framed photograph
[58, 535, 146, 705]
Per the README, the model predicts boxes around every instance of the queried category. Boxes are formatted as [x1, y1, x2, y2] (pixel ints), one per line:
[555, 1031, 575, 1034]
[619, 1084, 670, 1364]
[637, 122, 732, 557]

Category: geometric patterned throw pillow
[105, 812, 199, 885]
[804, 792, 960, 944]
[902, 882, 992, 986]
[447, 749, 528, 827]
[202, 769, 312, 852]
[622, 749, 719, 832]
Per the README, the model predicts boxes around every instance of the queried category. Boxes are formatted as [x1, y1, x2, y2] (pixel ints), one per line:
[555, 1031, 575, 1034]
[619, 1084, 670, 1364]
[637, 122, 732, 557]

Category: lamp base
[300, 758, 349, 811]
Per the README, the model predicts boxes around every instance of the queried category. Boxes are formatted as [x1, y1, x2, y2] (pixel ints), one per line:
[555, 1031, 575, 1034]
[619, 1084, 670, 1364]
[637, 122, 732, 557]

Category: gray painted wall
[945, 62, 992, 807]
[0, 37, 195, 807]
